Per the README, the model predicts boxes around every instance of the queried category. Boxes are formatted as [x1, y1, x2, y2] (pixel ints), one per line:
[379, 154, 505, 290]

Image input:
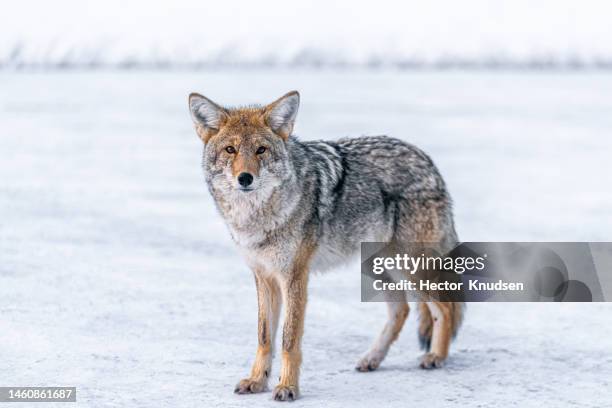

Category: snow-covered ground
[1, 70, 612, 407]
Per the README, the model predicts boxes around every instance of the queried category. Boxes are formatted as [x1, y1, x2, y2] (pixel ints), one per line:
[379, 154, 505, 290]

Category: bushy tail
[418, 302, 465, 351]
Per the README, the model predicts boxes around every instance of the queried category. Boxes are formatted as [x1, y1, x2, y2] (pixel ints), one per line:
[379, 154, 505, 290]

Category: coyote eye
[256, 146, 267, 155]
[225, 146, 236, 154]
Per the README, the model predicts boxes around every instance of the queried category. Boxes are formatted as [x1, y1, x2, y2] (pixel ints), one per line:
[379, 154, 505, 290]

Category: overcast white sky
[2, 0, 612, 66]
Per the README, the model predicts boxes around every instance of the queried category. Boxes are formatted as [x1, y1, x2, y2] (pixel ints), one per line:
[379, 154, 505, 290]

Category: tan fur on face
[232, 150, 260, 178]
[190, 91, 298, 146]
[209, 108, 281, 178]
[219, 109, 265, 135]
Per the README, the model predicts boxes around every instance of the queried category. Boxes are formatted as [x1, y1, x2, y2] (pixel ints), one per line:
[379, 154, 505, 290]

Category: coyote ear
[188, 93, 226, 143]
[264, 91, 300, 140]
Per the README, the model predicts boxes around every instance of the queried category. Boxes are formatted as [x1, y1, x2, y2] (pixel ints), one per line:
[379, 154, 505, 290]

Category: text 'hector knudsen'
[370, 254, 525, 292]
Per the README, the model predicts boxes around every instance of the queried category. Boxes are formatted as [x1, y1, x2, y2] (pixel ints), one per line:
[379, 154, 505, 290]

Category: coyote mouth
[238, 187, 254, 192]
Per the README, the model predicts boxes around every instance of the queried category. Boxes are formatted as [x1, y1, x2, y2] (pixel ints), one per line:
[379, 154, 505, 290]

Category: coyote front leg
[272, 244, 312, 401]
[235, 272, 281, 394]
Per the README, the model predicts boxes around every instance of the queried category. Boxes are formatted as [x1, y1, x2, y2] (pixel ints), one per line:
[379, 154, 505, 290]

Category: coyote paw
[272, 384, 299, 401]
[419, 352, 445, 369]
[234, 377, 267, 394]
[355, 351, 384, 372]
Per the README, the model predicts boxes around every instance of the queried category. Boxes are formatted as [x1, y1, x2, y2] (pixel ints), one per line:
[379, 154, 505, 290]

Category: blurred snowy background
[1, 1, 612, 407]
[2, 0, 612, 69]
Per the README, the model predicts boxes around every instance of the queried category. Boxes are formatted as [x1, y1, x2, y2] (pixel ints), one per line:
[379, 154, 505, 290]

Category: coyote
[188, 91, 464, 401]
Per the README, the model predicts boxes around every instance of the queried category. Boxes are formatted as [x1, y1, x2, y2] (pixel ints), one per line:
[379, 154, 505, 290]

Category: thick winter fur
[188, 91, 465, 401]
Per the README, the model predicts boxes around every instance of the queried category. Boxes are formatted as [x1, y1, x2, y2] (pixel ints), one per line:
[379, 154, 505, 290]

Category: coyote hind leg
[419, 301, 463, 369]
[356, 295, 409, 372]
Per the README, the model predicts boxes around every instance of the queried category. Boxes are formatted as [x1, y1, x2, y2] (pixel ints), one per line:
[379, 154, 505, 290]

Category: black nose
[237, 172, 254, 187]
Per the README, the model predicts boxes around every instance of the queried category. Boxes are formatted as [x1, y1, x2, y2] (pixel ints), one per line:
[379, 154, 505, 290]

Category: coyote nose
[237, 172, 254, 187]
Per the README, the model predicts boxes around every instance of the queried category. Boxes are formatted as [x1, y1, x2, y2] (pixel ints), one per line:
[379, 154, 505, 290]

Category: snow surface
[1, 70, 612, 407]
[2, 1, 612, 68]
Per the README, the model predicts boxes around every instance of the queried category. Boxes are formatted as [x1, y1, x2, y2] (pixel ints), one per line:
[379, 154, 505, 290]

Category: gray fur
[203, 131, 457, 275]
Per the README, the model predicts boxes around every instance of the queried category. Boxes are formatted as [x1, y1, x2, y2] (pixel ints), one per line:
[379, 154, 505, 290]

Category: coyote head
[188, 91, 299, 203]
